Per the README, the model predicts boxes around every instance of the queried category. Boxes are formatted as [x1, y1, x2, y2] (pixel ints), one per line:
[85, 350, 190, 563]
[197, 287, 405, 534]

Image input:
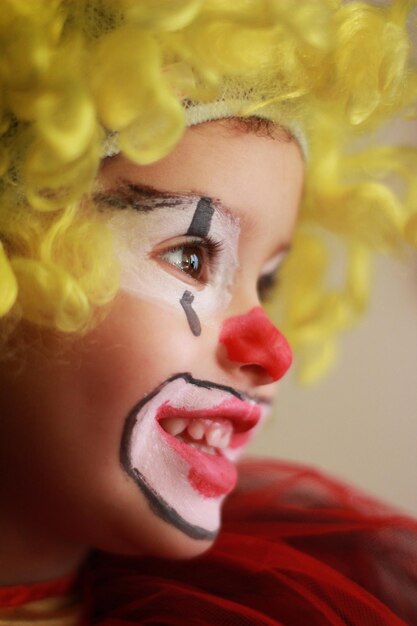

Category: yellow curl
[0, 242, 17, 316]
[0, 0, 415, 383]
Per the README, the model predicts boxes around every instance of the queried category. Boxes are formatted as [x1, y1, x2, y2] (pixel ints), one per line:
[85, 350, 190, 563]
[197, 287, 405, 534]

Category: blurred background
[248, 253, 417, 516]
[251, 16, 417, 513]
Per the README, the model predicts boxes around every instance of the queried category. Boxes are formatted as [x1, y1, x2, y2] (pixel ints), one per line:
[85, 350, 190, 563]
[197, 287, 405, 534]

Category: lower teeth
[183, 440, 217, 455]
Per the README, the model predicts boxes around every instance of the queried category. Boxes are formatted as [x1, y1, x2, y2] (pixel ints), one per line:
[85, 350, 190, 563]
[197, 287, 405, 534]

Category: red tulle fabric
[85, 459, 417, 625]
[0, 573, 78, 608]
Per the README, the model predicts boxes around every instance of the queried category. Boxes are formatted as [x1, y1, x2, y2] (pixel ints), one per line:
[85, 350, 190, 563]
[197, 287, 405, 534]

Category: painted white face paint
[96, 186, 270, 537]
[120, 374, 270, 539]
[101, 186, 240, 324]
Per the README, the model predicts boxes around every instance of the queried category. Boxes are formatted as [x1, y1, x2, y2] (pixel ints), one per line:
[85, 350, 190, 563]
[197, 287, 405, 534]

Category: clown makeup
[97, 183, 240, 335]
[90, 121, 302, 545]
[120, 373, 270, 539]
[119, 302, 292, 538]
[92, 177, 294, 539]
[0, 121, 303, 583]
[95, 183, 290, 538]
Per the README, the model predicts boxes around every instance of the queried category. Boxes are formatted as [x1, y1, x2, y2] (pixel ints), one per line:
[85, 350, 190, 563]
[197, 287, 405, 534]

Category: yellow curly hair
[0, 0, 416, 382]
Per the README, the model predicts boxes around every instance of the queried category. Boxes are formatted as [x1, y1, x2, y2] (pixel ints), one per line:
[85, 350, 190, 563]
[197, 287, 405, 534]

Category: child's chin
[140, 527, 217, 561]
[105, 519, 219, 561]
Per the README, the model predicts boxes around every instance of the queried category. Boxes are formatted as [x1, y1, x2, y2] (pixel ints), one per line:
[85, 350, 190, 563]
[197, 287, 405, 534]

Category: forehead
[99, 120, 304, 248]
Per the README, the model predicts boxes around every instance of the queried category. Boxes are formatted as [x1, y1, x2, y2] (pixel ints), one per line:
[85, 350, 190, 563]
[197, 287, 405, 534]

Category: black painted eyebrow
[186, 197, 215, 238]
[93, 181, 212, 213]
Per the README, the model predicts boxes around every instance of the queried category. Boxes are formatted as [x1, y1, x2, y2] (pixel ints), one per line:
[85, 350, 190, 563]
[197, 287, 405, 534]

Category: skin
[0, 120, 303, 585]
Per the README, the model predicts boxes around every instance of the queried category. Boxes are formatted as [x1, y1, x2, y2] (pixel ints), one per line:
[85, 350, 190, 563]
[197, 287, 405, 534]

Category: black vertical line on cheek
[179, 197, 214, 336]
[180, 291, 201, 336]
[186, 197, 215, 237]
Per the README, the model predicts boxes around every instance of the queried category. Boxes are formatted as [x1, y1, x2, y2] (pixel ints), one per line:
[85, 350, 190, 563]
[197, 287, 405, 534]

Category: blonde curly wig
[0, 0, 416, 382]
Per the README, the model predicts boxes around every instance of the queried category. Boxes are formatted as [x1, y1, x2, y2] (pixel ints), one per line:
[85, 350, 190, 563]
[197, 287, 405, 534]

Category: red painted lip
[155, 397, 261, 498]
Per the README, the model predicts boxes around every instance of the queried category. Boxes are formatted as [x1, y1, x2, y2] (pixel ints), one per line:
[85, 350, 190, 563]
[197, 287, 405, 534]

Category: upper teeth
[161, 417, 233, 450]
[187, 419, 206, 440]
[162, 417, 187, 436]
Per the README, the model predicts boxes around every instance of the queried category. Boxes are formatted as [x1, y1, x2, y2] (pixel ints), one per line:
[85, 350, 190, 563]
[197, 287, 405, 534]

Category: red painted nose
[219, 306, 292, 382]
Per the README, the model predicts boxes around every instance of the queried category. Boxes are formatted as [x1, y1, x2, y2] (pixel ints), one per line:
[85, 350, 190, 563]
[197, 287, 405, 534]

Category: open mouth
[160, 416, 233, 453]
[155, 397, 261, 498]
[120, 373, 268, 538]
[157, 398, 261, 456]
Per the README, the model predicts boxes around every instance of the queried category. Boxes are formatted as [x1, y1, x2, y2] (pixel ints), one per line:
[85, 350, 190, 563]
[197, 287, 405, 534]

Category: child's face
[0, 121, 303, 564]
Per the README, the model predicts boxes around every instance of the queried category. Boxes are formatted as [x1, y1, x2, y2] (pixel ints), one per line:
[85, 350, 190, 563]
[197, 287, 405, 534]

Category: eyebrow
[93, 181, 213, 213]
[92, 181, 244, 237]
[94, 181, 292, 254]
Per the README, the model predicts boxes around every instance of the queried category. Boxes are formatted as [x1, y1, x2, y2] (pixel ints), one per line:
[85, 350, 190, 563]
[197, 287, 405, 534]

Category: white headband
[102, 100, 308, 160]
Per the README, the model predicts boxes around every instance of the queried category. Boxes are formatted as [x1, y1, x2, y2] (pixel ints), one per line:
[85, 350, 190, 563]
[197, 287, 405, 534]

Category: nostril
[240, 364, 274, 385]
[219, 306, 293, 382]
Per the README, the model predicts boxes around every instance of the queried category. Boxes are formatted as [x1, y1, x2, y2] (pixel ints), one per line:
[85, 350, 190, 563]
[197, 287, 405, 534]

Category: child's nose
[219, 306, 292, 383]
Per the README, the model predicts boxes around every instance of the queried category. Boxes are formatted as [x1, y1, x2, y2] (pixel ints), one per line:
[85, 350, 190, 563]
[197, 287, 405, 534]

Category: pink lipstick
[156, 398, 261, 497]
[121, 374, 269, 539]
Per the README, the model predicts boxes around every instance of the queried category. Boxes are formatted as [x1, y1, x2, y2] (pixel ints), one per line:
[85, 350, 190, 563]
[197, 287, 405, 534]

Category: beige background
[248, 250, 417, 516]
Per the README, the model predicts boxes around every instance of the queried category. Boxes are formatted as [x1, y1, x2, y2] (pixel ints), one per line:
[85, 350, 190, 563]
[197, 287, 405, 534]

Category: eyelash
[156, 236, 224, 285]
[156, 234, 281, 300]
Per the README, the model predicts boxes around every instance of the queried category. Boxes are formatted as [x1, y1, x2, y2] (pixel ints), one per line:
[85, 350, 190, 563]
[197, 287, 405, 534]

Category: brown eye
[157, 236, 223, 286]
[160, 245, 206, 281]
[179, 246, 204, 279]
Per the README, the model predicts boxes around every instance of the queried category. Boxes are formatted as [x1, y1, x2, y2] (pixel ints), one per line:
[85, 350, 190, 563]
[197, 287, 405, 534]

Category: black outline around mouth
[120, 373, 261, 540]
[132, 468, 218, 540]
